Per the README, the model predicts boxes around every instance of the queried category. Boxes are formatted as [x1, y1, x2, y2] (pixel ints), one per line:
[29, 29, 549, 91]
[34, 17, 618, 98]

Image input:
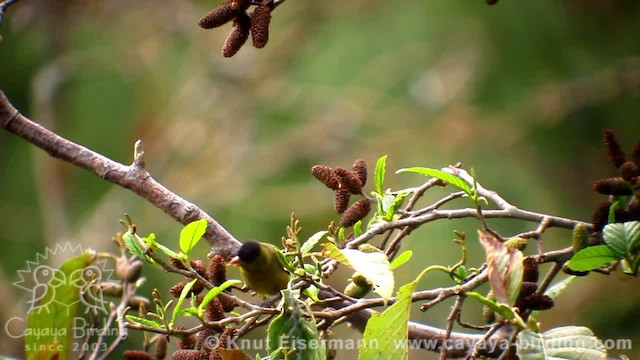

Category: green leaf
[359, 279, 415, 360]
[567, 245, 618, 271]
[171, 279, 197, 325]
[604, 221, 640, 258]
[478, 231, 523, 307]
[125, 315, 163, 329]
[353, 221, 363, 237]
[517, 326, 606, 360]
[179, 219, 208, 254]
[389, 250, 413, 270]
[268, 290, 325, 360]
[300, 231, 328, 256]
[322, 243, 394, 299]
[374, 155, 387, 195]
[396, 167, 472, 196]
[26, 251, 96, 360]
[608, 201, 619, 225]
[123, 230, 146, 260]
[198, 280, 242, 313]
[466, 291, 516, 321]
[275, 249, 296, 274]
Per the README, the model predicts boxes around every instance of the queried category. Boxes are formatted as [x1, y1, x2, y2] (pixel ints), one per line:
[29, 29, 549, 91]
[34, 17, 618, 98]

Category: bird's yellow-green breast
[231, 240, 289, 295]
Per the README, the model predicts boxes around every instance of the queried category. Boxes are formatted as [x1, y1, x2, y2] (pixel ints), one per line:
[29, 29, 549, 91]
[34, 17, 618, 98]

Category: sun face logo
[13, 242, 114, 316]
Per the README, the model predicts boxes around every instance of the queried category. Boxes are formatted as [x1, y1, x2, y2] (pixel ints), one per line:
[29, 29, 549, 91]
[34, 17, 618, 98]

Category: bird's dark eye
[238, 241, 262, 262]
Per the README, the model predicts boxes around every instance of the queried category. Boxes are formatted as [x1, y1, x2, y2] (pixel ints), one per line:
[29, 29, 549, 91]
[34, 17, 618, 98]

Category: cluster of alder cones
[590, 129, 640, 232]
[123, 254, 238, 360]
[198, 0, 274, 57]
[312, 159, 372, 228]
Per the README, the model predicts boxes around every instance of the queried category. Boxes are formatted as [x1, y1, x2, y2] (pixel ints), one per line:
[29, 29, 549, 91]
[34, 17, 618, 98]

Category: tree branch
[0, 90, 241, 256]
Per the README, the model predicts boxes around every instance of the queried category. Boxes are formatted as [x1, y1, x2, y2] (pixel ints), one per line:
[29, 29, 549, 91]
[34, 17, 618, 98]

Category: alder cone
[312, 165, 340, 190]
[522, 257, 539, 283]
[222, 12, 250, 57]
[591, 201, 610, 232]
[250, 5, 272, 48]
[593, 177, 633, 196]
[604, 129, 626, 168]
[340, 198, 371, 227]
[208, 253, 227, 286]
[334, 188, 351, 213]
[334, 167, 363, 194]
[198, 2, 238, 29]
[352, 159, 367, 186]
[620, 161, 639, 181]
[155, 336, 168, 360]
[123, 350, 153, 360]
[171, 349, 206, 360]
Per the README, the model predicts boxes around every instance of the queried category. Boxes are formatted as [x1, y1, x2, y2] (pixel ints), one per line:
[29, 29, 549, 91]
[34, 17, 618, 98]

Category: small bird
[230, 240, 290, 296]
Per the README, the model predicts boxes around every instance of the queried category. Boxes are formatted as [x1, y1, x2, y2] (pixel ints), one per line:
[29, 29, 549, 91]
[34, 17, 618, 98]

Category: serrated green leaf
[359, 279, 416, 360]
[604, 221, 640, 258]
[198, 280, 242, 313]
[396, 167, 472, 196]
[322, 243, 394, 299]
[171, 279, 197, 325]
[123, 231, 146, 259]
[389, 250, 413, 270]
[268, 290, 325, 360]
[301, 231, 328, 256]
[517, 326, 606, 360]
[26, 251, 96, 360]
[567, 245, 618, 271]
[125, 315, 163, 329]
[374, 155, 387, 195]
[179, 219, 208, 254]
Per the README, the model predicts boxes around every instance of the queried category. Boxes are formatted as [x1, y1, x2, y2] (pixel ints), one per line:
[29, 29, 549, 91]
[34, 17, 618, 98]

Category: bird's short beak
[229, 256, 241, 266]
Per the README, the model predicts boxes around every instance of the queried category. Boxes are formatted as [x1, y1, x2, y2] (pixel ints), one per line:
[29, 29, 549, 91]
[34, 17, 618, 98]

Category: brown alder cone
[352, 159, 367, 187]
[171, 349, 206, 360]
[334, 167, 363, 194]
[205, 298, 225, 321]
[222, 12, 250, 57]
[593, 177, 633, 196]
[620, 161, 639, 182]
[250, 5, 272, 48]
[311, 165, 340, 190]
[340, 199, 371, 227]
[207, 253, 227, 286]
[604, 129, 626, 168]
[198, 2, 239, 29]
[155, 336, 169, 360]
[334, 188, 351, 213]
[522, 257, 539, 283]
[591, 201, 610, 232]
[175, 327, 198, 350]
[123, 350, 153, 360]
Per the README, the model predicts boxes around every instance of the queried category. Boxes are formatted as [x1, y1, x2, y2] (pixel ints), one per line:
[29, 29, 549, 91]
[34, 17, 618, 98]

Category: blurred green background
[1, 0, 639, 358]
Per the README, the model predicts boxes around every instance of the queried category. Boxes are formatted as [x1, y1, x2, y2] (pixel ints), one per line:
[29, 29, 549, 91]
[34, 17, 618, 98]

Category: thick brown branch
[0, 90, 241, 256]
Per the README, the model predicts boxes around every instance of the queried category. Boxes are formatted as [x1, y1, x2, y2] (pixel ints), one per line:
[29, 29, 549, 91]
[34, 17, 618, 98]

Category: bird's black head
[237, 241, 262, 263]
